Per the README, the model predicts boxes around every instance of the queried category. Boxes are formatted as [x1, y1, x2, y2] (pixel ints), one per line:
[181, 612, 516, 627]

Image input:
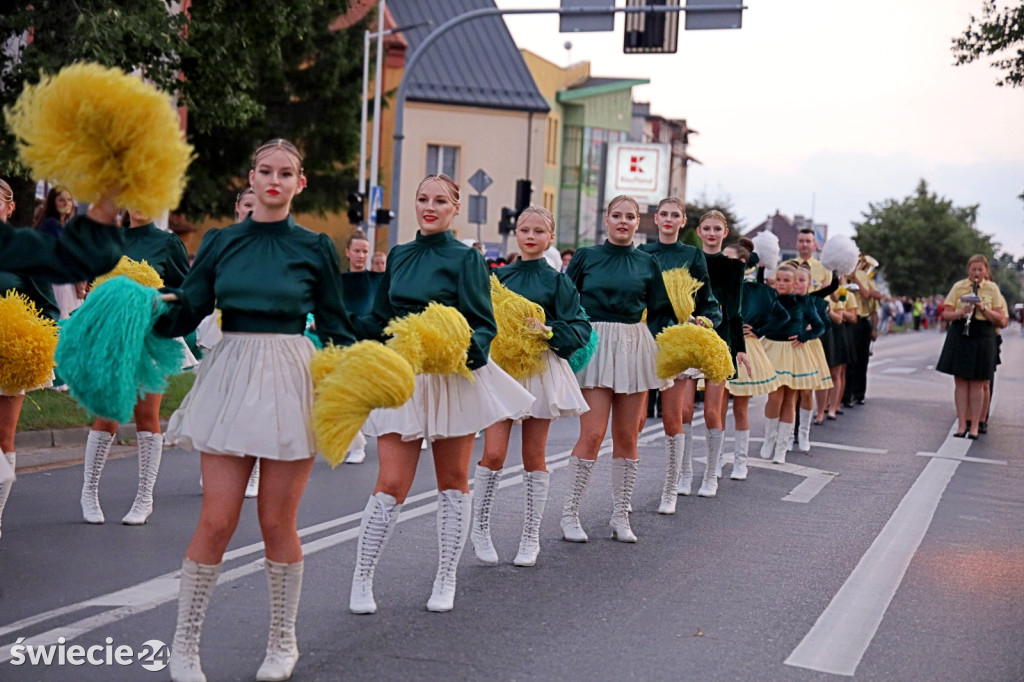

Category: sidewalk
[13, 421, 169, 472]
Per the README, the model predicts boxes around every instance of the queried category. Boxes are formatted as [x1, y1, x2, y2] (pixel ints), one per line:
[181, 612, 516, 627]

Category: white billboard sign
[605, 141, 671, 207]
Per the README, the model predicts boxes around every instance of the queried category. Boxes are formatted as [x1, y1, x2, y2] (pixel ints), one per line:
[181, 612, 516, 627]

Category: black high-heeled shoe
[968, 433, 979, 440]
[953, 431, 967, 438]
[978, 421, 988, 434]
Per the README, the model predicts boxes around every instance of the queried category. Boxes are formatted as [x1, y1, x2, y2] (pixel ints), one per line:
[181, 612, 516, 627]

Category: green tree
[1, 0, 365, 222]
[853, 180, 996, 297]
[990, 252, 1023, 305]
[952, 0, 1024, 87]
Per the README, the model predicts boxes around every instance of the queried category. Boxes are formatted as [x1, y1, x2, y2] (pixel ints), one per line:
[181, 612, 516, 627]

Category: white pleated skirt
[575, 321, 671, 394]
[517, 350, 589, 420]
[0, 452, 15, 483]
[363, 360, 535, 443]
[165, 333, 316, 461]
[0, 372, 53, 397]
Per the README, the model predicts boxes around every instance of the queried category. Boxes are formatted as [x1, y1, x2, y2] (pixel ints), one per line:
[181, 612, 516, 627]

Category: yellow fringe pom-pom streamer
[0, 291, 59, 394]
[91, 256, 164, 290]
[5, 63, 194, 217]
[663, 267, 703, 323]
[384, 303, 474, 381]
[311, 341, 415, 467]
[489, 275, 549, 380]
[655, 324, 734, 383]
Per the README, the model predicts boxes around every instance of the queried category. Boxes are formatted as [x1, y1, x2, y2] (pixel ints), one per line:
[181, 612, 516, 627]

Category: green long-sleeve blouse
[741, 281, 790, 339]
[1, 216, 123, 284]
[565, 240, 675, 337]
[154, 216, 357, 347]
[122, 223, 190, 288]
[638, 240, 721, 327]
[705, 252, 747, 358]
[0, 270, 60, 321]
[340, 271, 385, 317]
[360, 229, 495, 370]
[766, 294, 825, 342]
[494, 257, 592, 360]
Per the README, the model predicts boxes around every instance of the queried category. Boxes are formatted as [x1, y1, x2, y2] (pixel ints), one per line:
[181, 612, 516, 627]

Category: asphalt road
[1, 327, 1022, 681]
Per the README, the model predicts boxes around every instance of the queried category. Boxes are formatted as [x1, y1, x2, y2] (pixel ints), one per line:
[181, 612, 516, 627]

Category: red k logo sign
[629, 156, 645, 173]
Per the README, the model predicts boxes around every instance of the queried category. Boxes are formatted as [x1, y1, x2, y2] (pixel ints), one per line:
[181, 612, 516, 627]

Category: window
[426, 144, 458, 178]
[543, 190, 555, 213]
[545, 118, 559, 166]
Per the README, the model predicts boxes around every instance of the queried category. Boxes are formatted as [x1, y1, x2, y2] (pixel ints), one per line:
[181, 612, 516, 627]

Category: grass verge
[16, 372, 196, 431]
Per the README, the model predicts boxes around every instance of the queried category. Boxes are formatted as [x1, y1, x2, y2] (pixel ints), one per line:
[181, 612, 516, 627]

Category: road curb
[14, 420, 169, 472]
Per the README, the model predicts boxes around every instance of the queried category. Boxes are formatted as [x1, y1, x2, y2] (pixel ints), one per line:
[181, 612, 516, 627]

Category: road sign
[604, 141, 671, 205]
[467, 169, 493, 195]
[368, 185, 384, 224]
[685, 0, 743, 30]
[560, 0, 614, 32]
[468, 195, 487, 225]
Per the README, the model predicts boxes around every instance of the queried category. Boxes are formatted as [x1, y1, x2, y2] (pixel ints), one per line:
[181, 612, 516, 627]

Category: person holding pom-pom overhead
[154, 139, 359, 682]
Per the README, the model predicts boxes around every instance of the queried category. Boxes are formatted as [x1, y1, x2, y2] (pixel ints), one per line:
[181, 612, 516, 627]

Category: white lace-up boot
[350, 493, 401, 614]
[0, 451, 15, 540]
[245, 460, 261, 498]
[560, 455, 595, 542]
[759, 418, 780, 459]
[659, 435, 682, 514]
[122, 431, 162, 525]
[427, 489, 470, 612]
[513, 470, 550, 566]
[255, 559, 303, 681]
[676, 427, 694, 496]
[731, 430, 750, 480]
[773, 421, 795, 464]
[345, 431, 367, 464]
[609, 457, 639, 542]
[169, 559, 222, 682]
[698, 429, 724, 498]
[797, 408, 813, 452]
[470, 466, 502, 564]
[81, 430, 114, 524]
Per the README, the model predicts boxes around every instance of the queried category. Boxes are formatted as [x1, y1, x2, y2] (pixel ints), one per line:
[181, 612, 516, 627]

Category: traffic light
[515, 179, 532, 214]
[375, 208, 393, 226]
[347, 192, 364, 225]
[499, 207, 517, 235]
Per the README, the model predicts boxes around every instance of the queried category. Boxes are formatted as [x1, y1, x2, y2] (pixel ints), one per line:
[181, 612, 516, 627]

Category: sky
[496, 0, 1024, 257]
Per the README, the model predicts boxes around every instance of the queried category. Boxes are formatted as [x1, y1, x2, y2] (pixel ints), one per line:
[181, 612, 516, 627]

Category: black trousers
[844, 316, 873, 401]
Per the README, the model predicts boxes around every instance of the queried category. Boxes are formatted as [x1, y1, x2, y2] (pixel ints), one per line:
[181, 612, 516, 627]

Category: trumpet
[960, 278, 981, 336]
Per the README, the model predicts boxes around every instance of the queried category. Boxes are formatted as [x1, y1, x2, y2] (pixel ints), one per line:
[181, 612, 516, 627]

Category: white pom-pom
[820, 235, 860, 276]
[751, 231, 780, 274]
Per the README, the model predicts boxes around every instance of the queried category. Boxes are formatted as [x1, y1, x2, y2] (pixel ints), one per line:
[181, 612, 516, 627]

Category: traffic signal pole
[387, 2, 745, 250]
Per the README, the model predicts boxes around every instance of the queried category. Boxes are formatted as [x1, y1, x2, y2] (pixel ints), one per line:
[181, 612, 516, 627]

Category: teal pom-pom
[305, 313, 323, 349]
[568, 306, 599, 373]
[55, 276, 183, 422]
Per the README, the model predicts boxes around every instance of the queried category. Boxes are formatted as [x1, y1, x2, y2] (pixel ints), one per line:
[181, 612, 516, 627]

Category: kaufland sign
[606, 142, 671, 206]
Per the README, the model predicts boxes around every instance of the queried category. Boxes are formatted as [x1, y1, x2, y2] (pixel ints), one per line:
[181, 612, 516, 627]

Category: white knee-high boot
[731, 430, 750, 480]
[560, 455, 595, 542]
[759, 418, 780, 459]
[514, 470, 550, 567]
[659, 434, 682, 514]
[797, 408, 813, 452]
[81, 430, 114, 524]
[427, 489, 470, 612]
[350, 492, 401, 614]
[122, 431, 162, 525]
[470, 466, 502, 564]
[245, 460, 261, 498]
[169, 559, 222, 682]
[676, 426, 694, 496]
[345, 431, 367, 465]
[609, 457, 639, 542]
[0, 451, 15, 540]
[256, 559, 303, 682]
[773, 421, 795, 464]
[698, 429, 724, 498]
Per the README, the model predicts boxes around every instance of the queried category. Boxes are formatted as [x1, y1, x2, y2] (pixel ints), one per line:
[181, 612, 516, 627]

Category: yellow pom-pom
[91, 256, 164, 290]
[5, 63, 194, 217]
[384, 303, 473, 381]
[312, 341, 415, 467]
[309, 344, 348, 388]
[663, 267, 703, 322]
[0, 291, 59, 393]
[489, 275, 548, 380]
[655, 324, 734, 383]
